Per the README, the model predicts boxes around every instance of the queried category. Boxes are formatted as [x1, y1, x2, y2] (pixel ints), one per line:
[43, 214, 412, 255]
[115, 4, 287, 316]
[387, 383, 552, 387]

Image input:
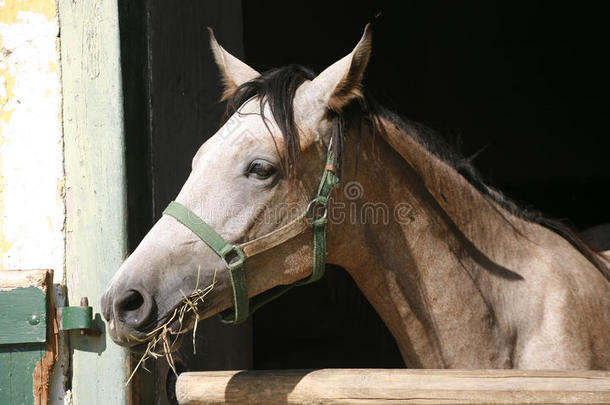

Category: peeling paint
[0, 31, 16, 264]
[0, 2, 68, 404]
[0, 8, 65, 279]
[0, 267, 46, 291]
[0, 0, 57, 24]
[60, 0, 129, 401]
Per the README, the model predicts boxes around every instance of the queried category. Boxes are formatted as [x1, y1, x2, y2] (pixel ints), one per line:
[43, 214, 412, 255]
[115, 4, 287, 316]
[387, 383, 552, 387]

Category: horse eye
[247, 160, 276, 179]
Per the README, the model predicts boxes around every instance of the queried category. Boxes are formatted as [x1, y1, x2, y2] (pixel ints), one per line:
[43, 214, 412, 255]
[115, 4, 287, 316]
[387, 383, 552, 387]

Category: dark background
[119, 0, 609, 401]
[242, 0, 610, 225]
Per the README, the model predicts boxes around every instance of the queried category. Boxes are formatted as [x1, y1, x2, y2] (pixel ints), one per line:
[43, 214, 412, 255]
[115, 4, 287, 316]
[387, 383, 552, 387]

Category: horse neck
[326, 117, 550, 368]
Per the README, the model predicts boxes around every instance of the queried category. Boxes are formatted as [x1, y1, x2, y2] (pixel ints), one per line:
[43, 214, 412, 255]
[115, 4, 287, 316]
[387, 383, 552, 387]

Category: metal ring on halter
[221, 245, 247, 271]
[306, 199, 328, 223]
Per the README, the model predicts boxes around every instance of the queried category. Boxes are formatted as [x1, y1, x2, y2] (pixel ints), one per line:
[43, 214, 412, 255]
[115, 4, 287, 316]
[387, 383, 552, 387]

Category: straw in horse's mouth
[126, 267, 216, 385]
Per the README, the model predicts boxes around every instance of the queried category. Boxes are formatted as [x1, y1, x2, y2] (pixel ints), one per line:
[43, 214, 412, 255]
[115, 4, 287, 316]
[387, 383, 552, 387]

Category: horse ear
[298, 24, 372, 113]
[208, 27, 260, 101]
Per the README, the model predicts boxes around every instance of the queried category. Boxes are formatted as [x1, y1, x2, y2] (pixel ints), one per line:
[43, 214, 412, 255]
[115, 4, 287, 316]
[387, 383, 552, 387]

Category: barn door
[118, 1, 252, 402]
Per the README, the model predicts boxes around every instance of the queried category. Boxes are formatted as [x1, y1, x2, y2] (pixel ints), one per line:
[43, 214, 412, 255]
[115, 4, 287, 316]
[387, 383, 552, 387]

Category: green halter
[163, 145, 339, 324]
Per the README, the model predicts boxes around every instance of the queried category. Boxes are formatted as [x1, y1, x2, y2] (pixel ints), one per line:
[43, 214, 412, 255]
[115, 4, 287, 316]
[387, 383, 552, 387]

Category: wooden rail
[176, 368, 610, 404]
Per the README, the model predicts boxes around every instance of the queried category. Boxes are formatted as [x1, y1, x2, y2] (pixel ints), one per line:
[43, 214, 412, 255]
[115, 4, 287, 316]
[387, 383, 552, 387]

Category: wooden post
[59, 0, 128, 403]
[176, 369, 610, 405]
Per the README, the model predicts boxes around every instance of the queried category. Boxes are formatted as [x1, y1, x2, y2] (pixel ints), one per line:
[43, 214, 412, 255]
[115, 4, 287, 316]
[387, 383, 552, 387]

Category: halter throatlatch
[163, 143, 339, 324]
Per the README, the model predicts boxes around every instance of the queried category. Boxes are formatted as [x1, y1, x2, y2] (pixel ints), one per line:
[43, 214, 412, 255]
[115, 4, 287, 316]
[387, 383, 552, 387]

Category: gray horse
[102, 26, 610, 369]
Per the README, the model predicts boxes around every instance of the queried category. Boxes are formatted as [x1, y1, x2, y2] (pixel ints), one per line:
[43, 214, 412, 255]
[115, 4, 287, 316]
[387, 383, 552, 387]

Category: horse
[102, 25, 610, 369]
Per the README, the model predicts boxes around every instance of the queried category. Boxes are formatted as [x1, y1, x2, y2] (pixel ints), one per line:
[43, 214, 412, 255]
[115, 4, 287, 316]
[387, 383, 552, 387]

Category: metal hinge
[56, 297, 100, 336]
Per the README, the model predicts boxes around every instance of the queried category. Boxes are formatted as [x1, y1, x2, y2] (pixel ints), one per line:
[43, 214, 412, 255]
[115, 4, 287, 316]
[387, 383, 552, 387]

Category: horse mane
[368, 105, 610, 282]
[222, 65, 610, 282]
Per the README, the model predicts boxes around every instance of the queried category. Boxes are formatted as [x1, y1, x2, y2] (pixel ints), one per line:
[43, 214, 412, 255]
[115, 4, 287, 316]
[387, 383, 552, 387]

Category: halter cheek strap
[163, 149, 339, 325]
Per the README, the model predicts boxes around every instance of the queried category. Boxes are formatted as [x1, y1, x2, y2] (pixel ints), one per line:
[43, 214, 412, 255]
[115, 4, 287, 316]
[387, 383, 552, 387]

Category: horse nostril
[114, 288, 154, 329]
[121, 290, 144, 311]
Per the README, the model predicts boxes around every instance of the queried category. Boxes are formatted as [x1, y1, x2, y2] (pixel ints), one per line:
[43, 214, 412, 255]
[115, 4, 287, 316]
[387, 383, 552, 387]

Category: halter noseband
[163, 141, 339, 324]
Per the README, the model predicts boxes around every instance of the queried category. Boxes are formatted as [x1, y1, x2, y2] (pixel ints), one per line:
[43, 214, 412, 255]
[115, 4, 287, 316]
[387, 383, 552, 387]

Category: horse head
[101, 26, 372, 346]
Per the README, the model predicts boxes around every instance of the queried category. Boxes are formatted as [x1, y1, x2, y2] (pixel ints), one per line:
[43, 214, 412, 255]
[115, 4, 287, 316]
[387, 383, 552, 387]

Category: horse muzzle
[101, 283, 156, 347]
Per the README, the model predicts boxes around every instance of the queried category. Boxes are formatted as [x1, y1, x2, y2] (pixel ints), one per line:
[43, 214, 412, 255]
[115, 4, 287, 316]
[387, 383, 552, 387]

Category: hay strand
[126, 267, 216, 385]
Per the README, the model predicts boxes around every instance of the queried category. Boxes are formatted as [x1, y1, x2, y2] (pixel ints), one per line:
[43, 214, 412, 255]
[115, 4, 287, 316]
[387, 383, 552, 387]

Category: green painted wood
[0, 351, 9, 402]
[0, 270, 51, 404]
[59, 0, 128, 403]
[0, 287, 46, 344]
[0, 344, 44, 405]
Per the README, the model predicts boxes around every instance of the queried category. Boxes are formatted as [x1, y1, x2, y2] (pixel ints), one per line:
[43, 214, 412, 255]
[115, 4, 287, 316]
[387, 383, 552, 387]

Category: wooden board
[58, 0, 129, 403]
[176, 368, 610, 405]
[0, 271, 48, 344]
[0, 269, 55, 405]
[0, 345, 45, 405]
